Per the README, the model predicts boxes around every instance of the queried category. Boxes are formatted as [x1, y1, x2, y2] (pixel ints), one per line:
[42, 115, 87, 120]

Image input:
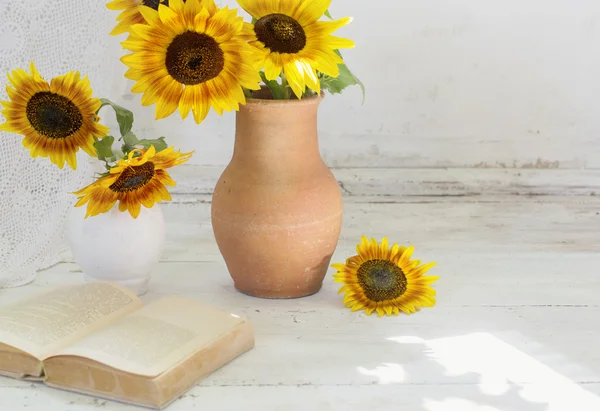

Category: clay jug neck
[232, 95, 323, 168]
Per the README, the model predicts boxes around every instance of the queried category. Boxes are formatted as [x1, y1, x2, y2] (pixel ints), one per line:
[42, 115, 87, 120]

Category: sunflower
[332, 237, 439, 317]
[107, 0, 205, 35]
[73, 145, 192, 218]
[108, 0, 163, 35]
[237, 0, 355, 99]
[120, 0, 261, 124]
[0, 63, 109, 170]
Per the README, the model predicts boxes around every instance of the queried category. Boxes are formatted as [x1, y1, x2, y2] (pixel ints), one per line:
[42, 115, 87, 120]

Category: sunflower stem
[281, 74, 291, 100]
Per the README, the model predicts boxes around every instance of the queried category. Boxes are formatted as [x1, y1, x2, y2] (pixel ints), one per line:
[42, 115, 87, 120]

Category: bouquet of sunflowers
[0, 0, 362, 220]
[110, 0, 363, 118]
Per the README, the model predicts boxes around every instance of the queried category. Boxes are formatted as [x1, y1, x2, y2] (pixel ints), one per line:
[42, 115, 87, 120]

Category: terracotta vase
[211, 93, 343, 299]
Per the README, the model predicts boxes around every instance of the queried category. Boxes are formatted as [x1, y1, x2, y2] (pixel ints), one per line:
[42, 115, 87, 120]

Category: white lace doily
[0, 1, 122, 288]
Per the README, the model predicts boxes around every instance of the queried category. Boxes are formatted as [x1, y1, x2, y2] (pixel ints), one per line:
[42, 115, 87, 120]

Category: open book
[0, 282, 254, 409]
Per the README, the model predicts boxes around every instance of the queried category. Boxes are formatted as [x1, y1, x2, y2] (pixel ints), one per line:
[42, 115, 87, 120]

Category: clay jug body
[211, 94, 343, 298]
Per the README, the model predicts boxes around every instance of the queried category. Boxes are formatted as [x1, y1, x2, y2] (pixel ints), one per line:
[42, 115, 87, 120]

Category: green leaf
[320, 50, 366, 104]
[324, 9, 333, 19]
[138, 137, 168, 152]
[119, 131, 139, 156]
[119, 131, 168, 154]
[122, 131, 139, 147]
[259, 71, 285, 100]
[94, 136, 115, 162]
[98, 98, 134, 137]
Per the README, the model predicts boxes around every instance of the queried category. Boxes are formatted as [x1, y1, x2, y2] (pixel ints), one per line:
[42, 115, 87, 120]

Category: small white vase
[66, 204, 166, 296]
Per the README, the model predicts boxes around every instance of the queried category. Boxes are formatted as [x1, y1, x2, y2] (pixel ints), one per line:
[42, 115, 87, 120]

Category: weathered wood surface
[169, 165, 600, 197]
[1, 193, 600, 410]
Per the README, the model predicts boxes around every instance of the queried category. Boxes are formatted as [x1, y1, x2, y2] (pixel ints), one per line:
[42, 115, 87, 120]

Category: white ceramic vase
[66, 204, 166, 296]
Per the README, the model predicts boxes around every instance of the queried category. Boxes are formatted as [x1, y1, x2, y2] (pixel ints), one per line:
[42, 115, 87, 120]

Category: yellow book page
[53, 296, 246, 377]
[0, 282, 143, 360]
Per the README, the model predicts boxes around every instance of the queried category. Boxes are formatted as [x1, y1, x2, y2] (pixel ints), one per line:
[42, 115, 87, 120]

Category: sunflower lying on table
[332, 237, 439, 317]
[0, 63, 192, 219]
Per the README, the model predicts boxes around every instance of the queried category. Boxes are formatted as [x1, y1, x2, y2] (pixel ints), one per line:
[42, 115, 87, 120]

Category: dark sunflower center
[142, 0, 163, 9]
[165, 31, 225, 85]
[145, 0, 186, 8]
[109, 162, 155, 193]
[254, 13, 307, 54]
[357, 259, 408, 302]
[26, 92, 83, 140]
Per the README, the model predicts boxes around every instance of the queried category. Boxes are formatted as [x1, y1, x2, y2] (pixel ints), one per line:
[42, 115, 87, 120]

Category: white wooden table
[1, 190, 600, 410]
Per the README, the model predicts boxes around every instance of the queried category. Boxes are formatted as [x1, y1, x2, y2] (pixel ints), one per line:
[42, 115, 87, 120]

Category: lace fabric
[0, 1, 122, 287]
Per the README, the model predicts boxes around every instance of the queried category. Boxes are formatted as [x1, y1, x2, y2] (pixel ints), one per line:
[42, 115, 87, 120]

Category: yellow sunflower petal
[331, 263, 348, 272]
[193, 7, 211, 32]
[304, 65, 320, 95]
[326, 35, 356, 50]
[143, 144, 157, 160]
[390, 244, 406, 263]
[409, 260, 422, 270]
[157, 4, 184, 32]
[302, 48, 340, 77]
[206, 6, 235, 43]
[283, 62, 306, 99]
[178, 85, 195, 119]
[155, 80, 183, 119]
[399, 246, 415, 266]
[129, 23, 157, 42]
[356, 235, 371, 260]
[417, 275, 440, 285]
[369, 238, 380, 259]
[64, 150, 77, 170]
[236, 0, 275, 19]
[306, 17, 352, 37]
[139, 4, 161, 25]
[264, 53, 283, 81]
[383, 305, 393, 316]
[413, 262, 438, 277]
[288, 59, 320, 96]
[380, 237, 389, 258]
[192, 83, 211, 123]
[337, 285, 353, 295]
[156, 171, 177, 186]
[178, 0, 202, 24]
[168, 0, 185, 13]
[345, 256, 363, 267]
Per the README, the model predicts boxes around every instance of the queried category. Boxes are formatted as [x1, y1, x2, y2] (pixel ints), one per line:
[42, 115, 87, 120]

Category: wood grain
[169, 166, 600, 197]
[1, 194, 599, 410]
